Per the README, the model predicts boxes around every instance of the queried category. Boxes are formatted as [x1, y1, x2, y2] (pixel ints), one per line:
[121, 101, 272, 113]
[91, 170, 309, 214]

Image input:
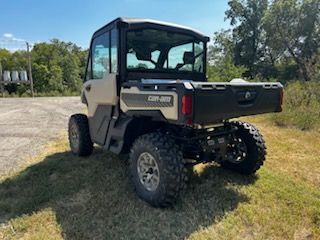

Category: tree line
[0, 39, 87, 95]
[208, 0, 319, 82]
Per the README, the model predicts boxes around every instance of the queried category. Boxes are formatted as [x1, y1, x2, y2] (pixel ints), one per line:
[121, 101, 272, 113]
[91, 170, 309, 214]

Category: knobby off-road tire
[129, 132, 188, 208]
[221, 121, 266, 175]
[68, 114, 93, 157]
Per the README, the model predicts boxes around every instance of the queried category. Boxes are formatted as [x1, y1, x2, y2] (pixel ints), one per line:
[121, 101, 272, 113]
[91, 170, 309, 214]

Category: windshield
[126, 29, 205, 74]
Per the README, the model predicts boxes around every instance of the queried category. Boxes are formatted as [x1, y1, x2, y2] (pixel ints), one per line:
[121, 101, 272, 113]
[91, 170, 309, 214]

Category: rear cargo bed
[191, 82, 283, 125]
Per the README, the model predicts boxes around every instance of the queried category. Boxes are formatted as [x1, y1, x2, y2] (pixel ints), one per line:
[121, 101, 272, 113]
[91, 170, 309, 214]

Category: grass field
[0, 116, 319, 240]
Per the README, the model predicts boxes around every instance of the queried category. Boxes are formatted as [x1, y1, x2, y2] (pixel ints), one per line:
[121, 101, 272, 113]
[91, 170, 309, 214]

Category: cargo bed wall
[191, 82, 283, 125]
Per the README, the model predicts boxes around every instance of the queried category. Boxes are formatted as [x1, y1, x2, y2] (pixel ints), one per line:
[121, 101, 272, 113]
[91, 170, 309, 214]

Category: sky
[0, 0, 231, 49]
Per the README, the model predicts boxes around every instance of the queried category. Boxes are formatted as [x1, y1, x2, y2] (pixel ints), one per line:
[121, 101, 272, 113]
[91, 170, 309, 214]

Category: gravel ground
[0, 97, 84, 176]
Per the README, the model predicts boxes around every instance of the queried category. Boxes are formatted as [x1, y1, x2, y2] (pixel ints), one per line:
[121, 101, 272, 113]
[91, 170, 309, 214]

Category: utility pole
[26, 42, 34, 97]
[0, 60, 3, 97]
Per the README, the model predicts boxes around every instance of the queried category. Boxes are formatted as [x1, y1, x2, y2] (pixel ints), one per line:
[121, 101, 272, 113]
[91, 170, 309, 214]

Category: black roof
[93, 17, 210, 42]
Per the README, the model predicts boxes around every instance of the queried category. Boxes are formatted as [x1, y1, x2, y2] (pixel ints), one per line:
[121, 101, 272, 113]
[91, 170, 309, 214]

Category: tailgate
[191, 82, 283, 125]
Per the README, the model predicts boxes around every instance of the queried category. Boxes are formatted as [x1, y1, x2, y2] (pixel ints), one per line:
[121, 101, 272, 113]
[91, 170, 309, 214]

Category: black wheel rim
[227, 137, 248, 164]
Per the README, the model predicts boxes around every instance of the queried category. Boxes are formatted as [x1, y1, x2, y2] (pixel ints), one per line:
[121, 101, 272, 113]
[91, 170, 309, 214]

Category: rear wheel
[129, 132, 187, 207]
[68, 114, 93, 156]
[221, 121, 266, 174]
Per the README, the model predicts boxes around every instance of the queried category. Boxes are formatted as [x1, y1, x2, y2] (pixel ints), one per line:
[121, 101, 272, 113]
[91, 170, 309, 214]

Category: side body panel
[120, 86, 178, 121]
[83, 74, 118, 118]
[82, 74, 118, 145]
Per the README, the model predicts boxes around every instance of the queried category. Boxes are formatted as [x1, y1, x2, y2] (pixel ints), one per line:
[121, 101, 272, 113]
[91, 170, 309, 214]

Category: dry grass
[0, 117, 320, 240]
[245, 115, 320, 186]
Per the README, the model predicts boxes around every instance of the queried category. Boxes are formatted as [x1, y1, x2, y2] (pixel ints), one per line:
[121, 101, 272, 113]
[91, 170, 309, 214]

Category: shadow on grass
[0, 149, 258, 239]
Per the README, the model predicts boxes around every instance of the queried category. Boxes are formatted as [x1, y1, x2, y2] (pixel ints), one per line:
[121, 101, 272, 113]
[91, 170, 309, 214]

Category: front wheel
[129, 132, 187, 208]
[221, 121, 266, 174]
[68, 114, 93, 156]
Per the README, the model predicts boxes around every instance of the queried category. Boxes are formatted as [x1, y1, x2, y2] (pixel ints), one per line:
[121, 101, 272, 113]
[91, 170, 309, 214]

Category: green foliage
[316, 64, 320, 81]
[0, 49, 13, 70]
[208, 59, 247, 82]
[31, 39, 85, 94]
[1, 39, 86, 96]
[263, 0, 320, 81]
[61, 55, 82, 92]
[225, 0, 269, 78]
[275, 62, 300, 83]
[48, 65, 63, 92]
[270, 80, 320, 130]
[32, 63, 50, 92]
[208, 30, 247, 81]
[211, 0, 320, 82]
[208, 30, 234, 63]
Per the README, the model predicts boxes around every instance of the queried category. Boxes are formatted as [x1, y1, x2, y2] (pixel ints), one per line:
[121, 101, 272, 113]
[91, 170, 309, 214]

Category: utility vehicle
[68, 18, 283, 207]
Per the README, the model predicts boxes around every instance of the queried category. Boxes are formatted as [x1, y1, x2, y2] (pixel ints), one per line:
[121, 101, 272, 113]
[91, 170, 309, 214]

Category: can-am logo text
[147, 95, 172, 103]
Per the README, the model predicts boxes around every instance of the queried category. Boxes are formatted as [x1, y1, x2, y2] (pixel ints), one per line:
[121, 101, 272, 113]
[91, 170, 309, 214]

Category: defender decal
[122, 93, 174, 108]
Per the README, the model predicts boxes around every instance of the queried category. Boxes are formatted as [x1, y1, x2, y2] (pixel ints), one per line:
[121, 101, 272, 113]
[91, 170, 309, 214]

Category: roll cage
[85, 17, 210, 84]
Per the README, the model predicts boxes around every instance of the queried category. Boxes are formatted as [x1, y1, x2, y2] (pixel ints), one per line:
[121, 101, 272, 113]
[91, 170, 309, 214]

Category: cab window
[168, 43, 193, 71]
[111, 29, 118, 73]
[91, 32, 110, 79]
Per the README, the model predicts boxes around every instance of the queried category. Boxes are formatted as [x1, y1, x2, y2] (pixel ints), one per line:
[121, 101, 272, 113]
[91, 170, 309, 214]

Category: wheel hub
[227, 137, 248, 163]
[70, 124, 79, 149]
[137, 152, 160, 192]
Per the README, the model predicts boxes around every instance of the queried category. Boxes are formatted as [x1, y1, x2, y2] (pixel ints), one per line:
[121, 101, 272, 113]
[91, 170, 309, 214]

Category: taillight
[182, 95, 192, 115]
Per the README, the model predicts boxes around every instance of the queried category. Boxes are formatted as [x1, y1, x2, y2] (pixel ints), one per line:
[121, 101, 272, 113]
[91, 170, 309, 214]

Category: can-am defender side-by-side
[68, 18, 283, 207]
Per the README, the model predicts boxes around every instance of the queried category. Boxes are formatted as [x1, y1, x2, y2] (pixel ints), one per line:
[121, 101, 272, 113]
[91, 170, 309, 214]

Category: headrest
[183, 52, 195, 65]
[136, 50, 151, 61]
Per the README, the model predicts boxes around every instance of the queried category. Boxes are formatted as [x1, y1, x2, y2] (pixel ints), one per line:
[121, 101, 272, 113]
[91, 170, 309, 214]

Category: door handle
[85, 84, 91, 92]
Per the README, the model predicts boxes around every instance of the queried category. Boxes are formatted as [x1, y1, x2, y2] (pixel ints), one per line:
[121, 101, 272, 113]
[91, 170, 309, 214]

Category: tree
[1, 38, 87, 96]
[225, 0, 269, 78]
[0, 48, 14, 70]
[208, 30, 247, 81]
[11, 51, 28, 71]
[208, 30, 235, 65]
[208, 58, 247, 82]
[48, 65, 63, 92]
[61, 54, 82, 92]
[76, 49, 88, 80]
[263, 0, 320, 81]
[32, 63, 50, 92]
[31, 40, 86, 93]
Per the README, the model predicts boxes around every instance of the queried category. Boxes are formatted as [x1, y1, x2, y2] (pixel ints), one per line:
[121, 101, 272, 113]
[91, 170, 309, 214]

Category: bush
[270, 80, 320, 131]
[1, 90, 80, 98]
[208, 58, 247, 82]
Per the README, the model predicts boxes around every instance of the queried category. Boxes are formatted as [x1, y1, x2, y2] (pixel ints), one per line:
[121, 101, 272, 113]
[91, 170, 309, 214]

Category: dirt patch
[0, 97, 83, 176]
